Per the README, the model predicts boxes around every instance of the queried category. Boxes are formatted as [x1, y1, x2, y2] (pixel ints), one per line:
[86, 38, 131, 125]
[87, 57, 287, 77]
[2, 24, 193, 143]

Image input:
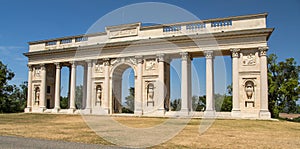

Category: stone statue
[96, 85, 102, 105]
[245, 81, 254, 99]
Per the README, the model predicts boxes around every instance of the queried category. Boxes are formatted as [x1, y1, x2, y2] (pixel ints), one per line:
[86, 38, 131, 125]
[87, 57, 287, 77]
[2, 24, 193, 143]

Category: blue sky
[0, 0, 299, 100]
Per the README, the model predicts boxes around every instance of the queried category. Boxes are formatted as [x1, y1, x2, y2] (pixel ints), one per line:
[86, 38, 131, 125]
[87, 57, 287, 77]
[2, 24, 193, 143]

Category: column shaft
[103, 59, 110, 114]
[54, 63, 61, 110]
[85, 60, 92, 110]
[204, 51, 215, 112]
[39, 64, 46, 109]
[82, 64, 87, 109]
[135, 56, 143, 115]
[69, 62, 76, 109]
[157, 54, 165, 112]
[259, 47, 271, 118]
[231, 49, 240, 115]
[25, 65, 33, 112]
[180, 52, 191, 112]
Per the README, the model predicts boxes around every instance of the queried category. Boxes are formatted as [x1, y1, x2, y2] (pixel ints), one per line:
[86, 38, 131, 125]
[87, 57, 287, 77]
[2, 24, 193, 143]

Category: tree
[75, 85, 83, 109]
[192, 95, 206, 111]
[268, 54, 300, 118]
[0, 61, 15, 113]
[170, 98, 181, 111]
[123, 87, 134, 113]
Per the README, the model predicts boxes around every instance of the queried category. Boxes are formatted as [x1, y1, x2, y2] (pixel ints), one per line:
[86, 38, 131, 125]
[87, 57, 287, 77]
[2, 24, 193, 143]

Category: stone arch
[111, 62, 136, 114]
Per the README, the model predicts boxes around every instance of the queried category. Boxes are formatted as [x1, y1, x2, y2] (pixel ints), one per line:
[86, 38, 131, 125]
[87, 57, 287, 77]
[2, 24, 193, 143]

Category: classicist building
[24, 13, 273, 119]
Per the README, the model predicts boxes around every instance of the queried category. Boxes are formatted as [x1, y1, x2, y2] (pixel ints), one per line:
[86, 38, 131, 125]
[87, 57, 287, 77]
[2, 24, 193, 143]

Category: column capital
[230, 48, 240, 58]
[157, 53, 165, 62]
[70, 61, 77, 68]
[135, 55, 144, 64]
[258, 46, 268, 56]
[180, 52, 191, 61]
[103, 58, 110, 66]
[85, 59, 93, 67]
[54, 62, 61, 69]
[27, 64, 33, 71]
[204, 50, 214, 59]
[40, 64, 46, 70]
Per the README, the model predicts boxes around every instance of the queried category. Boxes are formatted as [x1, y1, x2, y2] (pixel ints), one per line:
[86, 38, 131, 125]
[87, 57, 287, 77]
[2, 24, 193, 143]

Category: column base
[52, 108, 60, 113]
[24, 107, 31, 113]
[38, 107, 46, 113]
[154, 108, 165, 116]
[81, 108, 91, 115]
[204, 110, 216, 118]
[259, 110, 271, 119]
[134, 110, 143, 116]
[231, 110, 241, 118]
[68, 108, 75, 114]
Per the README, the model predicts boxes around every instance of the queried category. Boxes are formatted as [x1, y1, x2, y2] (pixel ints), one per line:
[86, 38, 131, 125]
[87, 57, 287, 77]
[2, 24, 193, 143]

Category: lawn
[0, 113, 299, 148]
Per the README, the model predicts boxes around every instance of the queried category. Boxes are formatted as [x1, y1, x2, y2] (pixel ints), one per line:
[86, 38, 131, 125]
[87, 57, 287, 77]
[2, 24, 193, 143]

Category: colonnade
[25, 47, 269, 117]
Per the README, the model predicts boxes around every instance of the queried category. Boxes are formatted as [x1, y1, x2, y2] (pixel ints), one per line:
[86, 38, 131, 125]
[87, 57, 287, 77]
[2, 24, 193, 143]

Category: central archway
[111, 63, 136, 114]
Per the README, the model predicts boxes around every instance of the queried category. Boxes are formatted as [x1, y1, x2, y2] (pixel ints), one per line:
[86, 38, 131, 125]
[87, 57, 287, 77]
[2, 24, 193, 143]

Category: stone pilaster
[204, 50, 215, 117]
[39, 64, 46, 112]
[259, 47, 271, 119]
[230, 48, 241, 117]
[180, 52, 192, 114]
[53, 62, 61, 113]
[25, 65, 33, 113]
[135, 55, 143, 115]
[103, 58, 110, 114]
[69, 61, 76, 113]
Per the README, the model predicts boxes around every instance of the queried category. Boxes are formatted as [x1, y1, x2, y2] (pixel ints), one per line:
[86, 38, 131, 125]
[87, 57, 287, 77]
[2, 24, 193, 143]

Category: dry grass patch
[0, 113, 110, 145]
[0, 113, 299, 148]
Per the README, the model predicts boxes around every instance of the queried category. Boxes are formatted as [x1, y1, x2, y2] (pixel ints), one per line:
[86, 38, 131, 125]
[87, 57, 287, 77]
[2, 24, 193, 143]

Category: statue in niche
[145, 60, 156, 70]
[245, 81, 254, 100]
[147, 83, 154, 106]
[242, 53, 256, 66]
[35, 87, 40, 104]
[96, 85, 102, 105]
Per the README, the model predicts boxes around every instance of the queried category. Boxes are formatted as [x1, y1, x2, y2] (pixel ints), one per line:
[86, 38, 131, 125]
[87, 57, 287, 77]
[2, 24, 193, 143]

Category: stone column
[157, 54, 166, 115]
[69, 62, 76, 113]
[180, 52, 192, 114]
[82, 63, 87, 109]
[53, 63, 61, 113]
[135, 56, 143, 115]
[84, 60, 92, 113]
[230, 48, 241, 117]
[259, 47, 271, 118]
[25, 65, 33, 113]
[204, 51, 215, 116]
[103, 59, 110, 114]
[39, 64, 46, 112]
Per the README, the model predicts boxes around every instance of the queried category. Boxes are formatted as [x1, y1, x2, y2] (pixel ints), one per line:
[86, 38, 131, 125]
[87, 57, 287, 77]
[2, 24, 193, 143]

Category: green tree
[192, 95, 206, 111]
[75, 85, 83, 109]
[60, 96, 68, 109]
[268, 54, 300, 118]
[170, 98, 181, 111]
[0, 61, 15, 113]
[123, 87, 134, 113]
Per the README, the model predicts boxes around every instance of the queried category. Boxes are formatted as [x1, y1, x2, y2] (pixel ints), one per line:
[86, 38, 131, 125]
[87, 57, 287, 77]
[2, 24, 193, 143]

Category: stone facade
[24, 13, 273, 119]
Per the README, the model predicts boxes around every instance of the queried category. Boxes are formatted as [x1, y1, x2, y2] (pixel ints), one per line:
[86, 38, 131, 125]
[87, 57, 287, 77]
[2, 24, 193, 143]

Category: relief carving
[145, 59, 156, 70]
[34, 68, 41, 78]
[95, 63, 104, 73]
[242, 53, 256, 66]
